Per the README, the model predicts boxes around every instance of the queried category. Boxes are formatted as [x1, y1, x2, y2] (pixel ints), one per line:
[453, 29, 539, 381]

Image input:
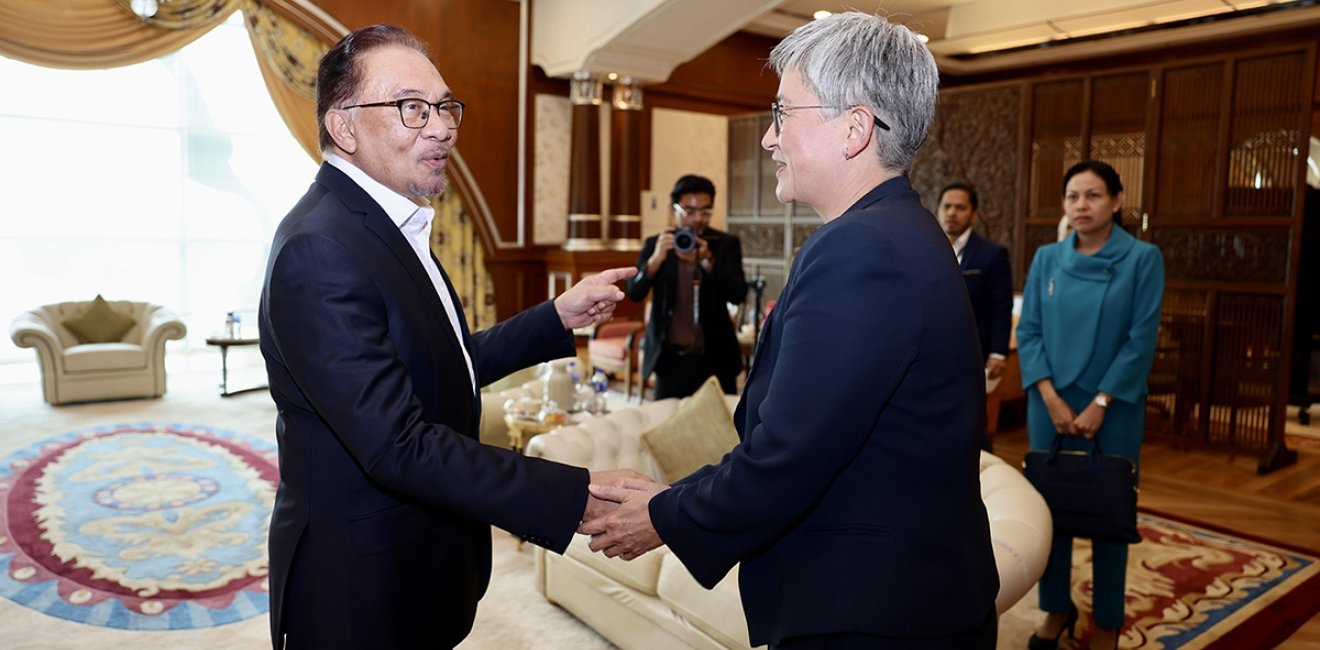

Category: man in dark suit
[258, 24, 641, 650]
[627, 175, 747, 399]
[938, 182, 1013, 382]
[583, 12, 999, 649]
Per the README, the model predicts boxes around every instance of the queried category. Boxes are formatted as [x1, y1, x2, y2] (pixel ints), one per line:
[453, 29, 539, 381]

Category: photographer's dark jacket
[626, 227, 748, 387]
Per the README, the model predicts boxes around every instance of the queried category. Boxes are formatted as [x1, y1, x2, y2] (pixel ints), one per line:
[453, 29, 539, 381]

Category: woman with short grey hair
[585, 11, 1000, 650]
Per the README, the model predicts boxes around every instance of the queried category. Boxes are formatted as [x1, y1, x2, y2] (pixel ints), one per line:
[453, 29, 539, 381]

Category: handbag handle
[1046, 434, 1103, 469]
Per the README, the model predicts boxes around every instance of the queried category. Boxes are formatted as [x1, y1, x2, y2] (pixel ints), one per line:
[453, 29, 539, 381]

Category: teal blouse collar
[1059, 224, 1136, 281]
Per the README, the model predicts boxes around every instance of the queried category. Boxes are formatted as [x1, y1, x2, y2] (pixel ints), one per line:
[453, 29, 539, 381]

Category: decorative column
[608, 77, 642, 250]
[565, 71, 604, 251]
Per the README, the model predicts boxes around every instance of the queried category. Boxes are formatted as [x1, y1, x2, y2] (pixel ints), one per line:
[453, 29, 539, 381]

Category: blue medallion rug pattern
[0, 422, 278, 630]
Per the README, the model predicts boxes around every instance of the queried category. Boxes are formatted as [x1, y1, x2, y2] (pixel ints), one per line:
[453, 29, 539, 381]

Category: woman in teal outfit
[1017, 160, 1165, 650]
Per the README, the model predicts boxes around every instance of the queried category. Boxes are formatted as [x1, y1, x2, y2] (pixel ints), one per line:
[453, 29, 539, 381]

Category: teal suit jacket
[1016, 226, 1165, 406]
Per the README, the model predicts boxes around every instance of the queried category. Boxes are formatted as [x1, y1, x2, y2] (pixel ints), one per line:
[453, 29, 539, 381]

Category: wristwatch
[1093, 394, 1110, 409]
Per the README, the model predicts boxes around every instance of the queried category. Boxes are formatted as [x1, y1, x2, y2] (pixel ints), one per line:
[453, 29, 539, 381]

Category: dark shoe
[1027, 604, 1079, 650]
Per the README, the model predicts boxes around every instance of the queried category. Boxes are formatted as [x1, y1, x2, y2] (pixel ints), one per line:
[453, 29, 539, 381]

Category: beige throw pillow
[641, 376, 739, 483]
[62, 295, 137, 344]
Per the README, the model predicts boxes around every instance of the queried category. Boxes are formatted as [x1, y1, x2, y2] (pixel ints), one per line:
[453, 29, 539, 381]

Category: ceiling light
[607, 72, 618, 81]
[916, 33, 930, 43]
[130, 0, 158, 18]
[813, 10, 832, 20]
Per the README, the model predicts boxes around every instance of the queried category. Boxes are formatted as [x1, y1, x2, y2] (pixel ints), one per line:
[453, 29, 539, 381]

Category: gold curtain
[431, 192, 497, 330]
[0, 0, 236, 69]
[0, 0, 494, 329]
[240, 0, 324, 160]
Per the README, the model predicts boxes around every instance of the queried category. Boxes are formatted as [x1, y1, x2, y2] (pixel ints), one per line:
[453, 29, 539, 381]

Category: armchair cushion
[640, 376, 739, 482]
[63, 343, 146, 372]
[61, 295, 137, 344]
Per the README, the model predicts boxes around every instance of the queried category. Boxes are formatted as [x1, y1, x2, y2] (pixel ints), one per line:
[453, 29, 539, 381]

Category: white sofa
[526, 396, 1053, 650]
[10, 300, 187, 405]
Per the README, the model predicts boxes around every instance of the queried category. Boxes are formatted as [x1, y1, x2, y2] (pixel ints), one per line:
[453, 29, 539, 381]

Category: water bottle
[590, 367, 609, 414]
[232, 312, 243, 338]
[224, 311, 236, 339]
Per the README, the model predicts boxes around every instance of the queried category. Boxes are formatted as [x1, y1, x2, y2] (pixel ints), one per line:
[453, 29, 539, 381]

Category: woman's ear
[843, 107, 876, 159]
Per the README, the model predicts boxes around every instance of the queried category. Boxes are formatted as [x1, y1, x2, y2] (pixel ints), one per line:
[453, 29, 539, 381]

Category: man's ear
[326, 109, 357, 155]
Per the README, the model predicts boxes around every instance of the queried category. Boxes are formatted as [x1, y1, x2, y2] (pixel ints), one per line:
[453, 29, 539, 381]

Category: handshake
[581, 470, 670, 561]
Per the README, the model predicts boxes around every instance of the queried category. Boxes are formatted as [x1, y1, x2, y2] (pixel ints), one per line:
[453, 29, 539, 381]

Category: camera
[673, 227, 698, 254]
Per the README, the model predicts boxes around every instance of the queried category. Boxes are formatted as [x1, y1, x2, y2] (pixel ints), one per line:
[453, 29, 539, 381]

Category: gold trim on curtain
[432, 192, 498, 330]
[0, 0, 234, 69]
[241, 0, 324, 160]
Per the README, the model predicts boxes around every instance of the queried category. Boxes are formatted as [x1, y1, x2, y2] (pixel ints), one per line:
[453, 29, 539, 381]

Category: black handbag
[1022, 435, 1141, 544]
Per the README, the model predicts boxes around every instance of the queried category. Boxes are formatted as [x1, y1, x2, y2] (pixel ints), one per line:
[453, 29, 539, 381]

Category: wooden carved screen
[1143, 49, 1310, 471]
[911, 84, 1023, 283]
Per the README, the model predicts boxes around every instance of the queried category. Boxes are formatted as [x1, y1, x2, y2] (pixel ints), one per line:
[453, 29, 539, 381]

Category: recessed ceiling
[745, 0, 1320, 74]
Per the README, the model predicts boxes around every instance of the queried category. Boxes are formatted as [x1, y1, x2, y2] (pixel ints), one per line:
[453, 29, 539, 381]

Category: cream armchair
[10, 300, 187, 405]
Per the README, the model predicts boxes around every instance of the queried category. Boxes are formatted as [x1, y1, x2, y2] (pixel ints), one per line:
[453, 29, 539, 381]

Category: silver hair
[769, 11, 939, 172]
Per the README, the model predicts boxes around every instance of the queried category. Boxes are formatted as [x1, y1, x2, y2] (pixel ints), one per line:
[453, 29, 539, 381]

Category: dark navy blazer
[960, 232, 1014, 361]
[258, 164, 587, 649]
[648, 177, 999, 646]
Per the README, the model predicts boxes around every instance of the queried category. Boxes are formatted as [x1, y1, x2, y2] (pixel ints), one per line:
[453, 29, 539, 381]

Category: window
[0, 13, 315, 364]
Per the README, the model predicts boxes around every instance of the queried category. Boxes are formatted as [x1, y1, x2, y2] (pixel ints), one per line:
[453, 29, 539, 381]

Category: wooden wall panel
[1028, 80, 1084, 222]
[1089, 72, 1148, 226]
[1155, 63, 1224, 220]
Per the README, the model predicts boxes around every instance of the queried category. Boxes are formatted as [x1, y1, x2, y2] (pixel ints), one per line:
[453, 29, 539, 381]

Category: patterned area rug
[1056, 511, 1320, 649]
[0, 422, 277, 630]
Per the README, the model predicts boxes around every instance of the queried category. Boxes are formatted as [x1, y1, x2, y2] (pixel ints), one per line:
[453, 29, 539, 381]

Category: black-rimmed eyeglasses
[769, 102, 890, 136]
[342, 98, 465, 129]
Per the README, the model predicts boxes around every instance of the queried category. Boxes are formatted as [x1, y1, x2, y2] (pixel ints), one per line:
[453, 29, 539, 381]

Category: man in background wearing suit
[583, 12, 999, 649]
[258, 24, 642, 650]
[627, 174, 747, 399]
[939, 182, 1013, 385]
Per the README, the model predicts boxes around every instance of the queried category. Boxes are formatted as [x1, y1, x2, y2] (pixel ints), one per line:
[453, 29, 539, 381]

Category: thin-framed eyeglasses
[342, 98, 465, 129]
[769, 102, 890, 136]
[673, 204, 714, 218]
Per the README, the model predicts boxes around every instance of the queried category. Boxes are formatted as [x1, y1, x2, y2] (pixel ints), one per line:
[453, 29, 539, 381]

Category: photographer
[627, 174, 748, 398]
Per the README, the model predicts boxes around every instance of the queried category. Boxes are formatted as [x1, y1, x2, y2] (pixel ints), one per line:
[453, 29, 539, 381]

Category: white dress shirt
[951, 227, 972, 266]
[326, 154, 476, 393]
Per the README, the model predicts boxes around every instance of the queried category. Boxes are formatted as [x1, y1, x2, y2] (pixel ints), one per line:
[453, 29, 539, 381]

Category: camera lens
[673, 228, 696, 253]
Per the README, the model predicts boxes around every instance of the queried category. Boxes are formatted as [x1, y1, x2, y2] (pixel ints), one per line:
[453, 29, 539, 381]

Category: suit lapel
[960, 233, 979, 269]
[317, 165, 469, 370]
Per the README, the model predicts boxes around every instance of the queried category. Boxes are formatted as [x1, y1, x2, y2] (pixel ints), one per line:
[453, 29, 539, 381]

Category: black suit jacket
[258, 164, 588, 649]
[960, 232, 1013, 361]
[626, 228, 747, 383]
[648, 177, 999, 646]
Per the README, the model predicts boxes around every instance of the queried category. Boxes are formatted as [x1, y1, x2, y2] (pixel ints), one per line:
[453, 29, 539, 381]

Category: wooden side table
[205, 337, 267, 397]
